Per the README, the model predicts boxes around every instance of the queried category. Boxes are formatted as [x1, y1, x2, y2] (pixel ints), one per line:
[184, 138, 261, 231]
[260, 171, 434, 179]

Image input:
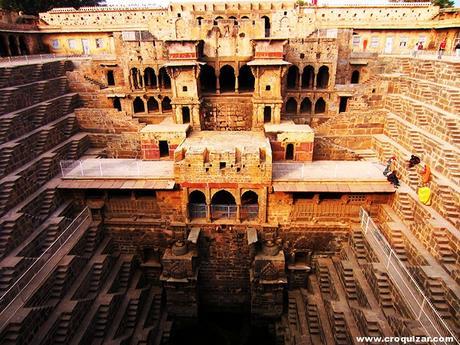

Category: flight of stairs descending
[397, 193, 415, 222]
[350, 230, 367, 260]
[331, 312, 350, 345]
[433, 229, 456, 266]
[375, 270, 393, 310]
[307, 303, 321, 335]
[438, 185, 460, 224]
[317, 265, 332, 295]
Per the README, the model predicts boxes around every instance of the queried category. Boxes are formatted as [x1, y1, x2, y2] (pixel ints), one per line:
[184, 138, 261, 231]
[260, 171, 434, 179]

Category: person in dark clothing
[408, 155, 421, 168]
[383, 156, 396, 176]
[387, 170, 400, 188]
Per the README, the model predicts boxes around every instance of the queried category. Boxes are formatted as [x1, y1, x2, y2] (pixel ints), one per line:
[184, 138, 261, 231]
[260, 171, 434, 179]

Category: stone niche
[140, 122, 189, 160]
[264, 121, 314, 162]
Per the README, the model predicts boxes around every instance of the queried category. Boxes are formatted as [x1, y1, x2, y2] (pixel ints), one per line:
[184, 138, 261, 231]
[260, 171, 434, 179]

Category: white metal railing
[0, 53, 116, 66]
[0, 54, 83, 65]
[241, 205, 259, 220]
[60, 159, 174, 179]
[211, 204, 237, 219]
[189, 203, 207, 219]
[359, 208, 459, 345]
[317, 0, 431, 6]
[0, 207, 92, 327]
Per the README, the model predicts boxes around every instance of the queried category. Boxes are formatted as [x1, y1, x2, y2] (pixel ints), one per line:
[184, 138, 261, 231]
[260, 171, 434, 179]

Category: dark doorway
[285, 98, 297, 114]
[286, 65, 298, 89]
[18, 36, 28, 55]
[107, 70, 115, 86]
[0, 36, 9, 57]
[133, 97, 145, 113]
[339, 97, 349, 113]
[144, 67, 157, 88]
[219, 65, 235, 92]
[8, 35, 18, 56]
[162, 97, 172, 112]
[159, 67, 171, 89]
[300, 98, 312, 114]
[317, 66, 329, 89]
[315, 98, 326, 114]
[147, 97, 159, 112]
[113, 97, 122, 111]
[190, 190, 206, 204]
[262, 16, 270, 37]
[131, 68, 141, 89]
[182, 106, 191, 123]
[211, 190, 236, 219]
[241, 191, 259, 220]
[199, 64, 217, 92]
[264, 106, 271, 123]
[189, 190, 206, 219]
[285, 143, 294, 160]
[351, 70, 360, 84]
[159, 140, 169, 158]
[302, 65, 314, 89]
[238, 65, 254, 92]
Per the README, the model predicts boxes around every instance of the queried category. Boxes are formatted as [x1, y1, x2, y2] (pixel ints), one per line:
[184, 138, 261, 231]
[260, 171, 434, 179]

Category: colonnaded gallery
[0, 1, 459, 344]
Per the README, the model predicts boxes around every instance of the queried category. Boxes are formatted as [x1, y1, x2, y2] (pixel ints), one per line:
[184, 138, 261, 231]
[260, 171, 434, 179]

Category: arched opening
[287, 65, 299, 89]
[197, 16, 203, 26]
[159, 140, 169, 158]
[339, 97, 349, 113]
[262, 16, 270, 37]
[133, 97, 145, 113]
[18, 36, 28, 55]
[189, 190, 207, 219]
[147, 97, 159, 112]
[302, 65, 314, 89]
[219, 65, 235, 93]
[241, 16, 249, 20]
[113, 97, 122, 111]
[162, 97, 172, 112]
[285, 143, 294, 160]
[317, 66, 329, 89]
[182, 106, 190, 124]
[314, 97, 326, 114]
[300, 98, 312, 114]
[0, 36, 9, 57]
[214, 16, 223, 25]
[159, 67, 171, 89]
[144, 67, 157, 88]
[241, 191, 259, 220]
[211, 190, 236, 219]
[229, 16, 238, 25]
[264, 106, 272, 123]
[8, 35, 18, 56]
[199, 64, 217, 92]
[351, 70, 360, 84]
[238, 65, 254, 92]
[285, 98, 297, 114]
[107, 70, 115, 86]
[130, 68, 141, 89]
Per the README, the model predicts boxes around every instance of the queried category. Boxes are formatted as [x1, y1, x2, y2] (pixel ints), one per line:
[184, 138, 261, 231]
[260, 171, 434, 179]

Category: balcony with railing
[241, 205, 259, 221]
[189, 203, 207, 220]
[211, 205, 237, 220]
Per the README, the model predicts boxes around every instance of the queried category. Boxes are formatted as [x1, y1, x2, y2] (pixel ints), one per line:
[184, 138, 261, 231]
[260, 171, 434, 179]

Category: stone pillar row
[160, 230, 291, 319]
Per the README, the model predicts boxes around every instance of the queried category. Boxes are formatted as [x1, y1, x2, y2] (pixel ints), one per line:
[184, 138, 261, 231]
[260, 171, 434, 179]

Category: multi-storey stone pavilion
[0, 1, 459, 344]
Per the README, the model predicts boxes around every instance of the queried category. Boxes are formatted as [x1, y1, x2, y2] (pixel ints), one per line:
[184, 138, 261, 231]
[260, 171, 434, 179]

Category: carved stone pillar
[161, 240, 199, 318]
[250, 240, 287, 318]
